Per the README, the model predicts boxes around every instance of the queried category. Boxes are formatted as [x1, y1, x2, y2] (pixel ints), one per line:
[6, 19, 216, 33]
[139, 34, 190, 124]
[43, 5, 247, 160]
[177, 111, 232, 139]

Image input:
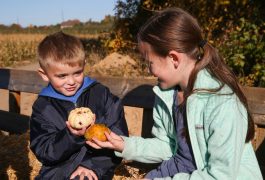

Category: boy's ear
[168, 50, 180, 69]
[38, 68, 49, 82]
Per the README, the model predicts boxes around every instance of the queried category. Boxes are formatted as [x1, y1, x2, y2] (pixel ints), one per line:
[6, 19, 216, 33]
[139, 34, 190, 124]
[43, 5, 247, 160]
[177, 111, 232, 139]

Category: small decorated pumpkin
[68, 107, 94, 129]
[84, 124, 111, 142]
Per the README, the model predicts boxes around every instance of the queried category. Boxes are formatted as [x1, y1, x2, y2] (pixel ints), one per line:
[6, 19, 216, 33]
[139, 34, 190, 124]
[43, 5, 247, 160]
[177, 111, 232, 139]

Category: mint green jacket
[116, 69, 262, 179]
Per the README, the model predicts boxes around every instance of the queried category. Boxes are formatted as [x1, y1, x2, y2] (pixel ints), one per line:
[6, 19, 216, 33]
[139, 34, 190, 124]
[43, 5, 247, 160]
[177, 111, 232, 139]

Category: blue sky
[0, 0, 117, 27]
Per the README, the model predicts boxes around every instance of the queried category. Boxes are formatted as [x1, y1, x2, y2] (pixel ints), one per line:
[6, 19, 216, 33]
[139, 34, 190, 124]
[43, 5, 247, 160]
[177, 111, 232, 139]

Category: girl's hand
[86, 131, 125, 152]
[66, 121, 87, 136]
[70, 166, 98, 180]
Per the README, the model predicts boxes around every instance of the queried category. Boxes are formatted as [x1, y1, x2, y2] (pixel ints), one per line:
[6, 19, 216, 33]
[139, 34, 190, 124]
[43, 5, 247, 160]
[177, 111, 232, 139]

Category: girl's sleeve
[30, 101, 85, 166]
[115, 96, 175, 163]
[155, 98, 262, 180]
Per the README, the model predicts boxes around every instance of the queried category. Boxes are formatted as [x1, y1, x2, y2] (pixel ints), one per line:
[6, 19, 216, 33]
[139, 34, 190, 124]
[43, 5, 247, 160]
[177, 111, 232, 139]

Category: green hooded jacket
[116, 69, 262, 179]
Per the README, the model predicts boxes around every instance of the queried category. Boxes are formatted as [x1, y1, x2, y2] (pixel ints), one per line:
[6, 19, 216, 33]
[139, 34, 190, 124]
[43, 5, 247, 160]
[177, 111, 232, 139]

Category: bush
[111, 0, 265, 87]
[217, 18, 265, 87]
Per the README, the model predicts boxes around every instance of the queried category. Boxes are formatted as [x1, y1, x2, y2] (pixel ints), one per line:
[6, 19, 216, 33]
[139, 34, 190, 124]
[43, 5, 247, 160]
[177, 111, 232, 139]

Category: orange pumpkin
[84, 124, 111, 141]
[68, 107, 94, 129]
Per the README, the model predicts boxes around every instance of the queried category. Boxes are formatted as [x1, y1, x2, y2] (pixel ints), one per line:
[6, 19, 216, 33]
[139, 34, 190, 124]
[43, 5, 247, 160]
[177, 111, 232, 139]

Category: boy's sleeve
[115, 96, 175, 163]
[30, 101, 86, 166]
[80, 86, 129, 178]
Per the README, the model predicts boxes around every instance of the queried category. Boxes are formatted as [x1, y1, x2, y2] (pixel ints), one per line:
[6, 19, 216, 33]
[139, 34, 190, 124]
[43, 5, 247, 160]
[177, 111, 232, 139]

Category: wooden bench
[0, 68, 264, 177]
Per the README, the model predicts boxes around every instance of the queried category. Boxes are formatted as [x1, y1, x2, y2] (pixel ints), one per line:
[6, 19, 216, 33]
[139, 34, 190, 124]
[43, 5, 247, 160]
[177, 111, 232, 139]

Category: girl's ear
[38, 68, 49, 82]
[168, 50, 180, 69]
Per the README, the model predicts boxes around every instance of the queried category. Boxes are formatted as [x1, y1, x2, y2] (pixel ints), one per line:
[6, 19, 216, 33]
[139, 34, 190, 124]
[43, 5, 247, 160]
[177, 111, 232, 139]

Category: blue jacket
[30, 77, 129, 179]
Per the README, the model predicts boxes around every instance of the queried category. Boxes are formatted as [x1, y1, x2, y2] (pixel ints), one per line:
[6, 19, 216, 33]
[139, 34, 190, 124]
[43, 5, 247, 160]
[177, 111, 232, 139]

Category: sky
[0, 0, 117, 27]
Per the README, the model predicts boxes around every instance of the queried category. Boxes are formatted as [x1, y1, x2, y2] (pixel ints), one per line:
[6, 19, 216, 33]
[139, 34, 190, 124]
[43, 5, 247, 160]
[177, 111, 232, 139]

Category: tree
[111, 0, 265, 87]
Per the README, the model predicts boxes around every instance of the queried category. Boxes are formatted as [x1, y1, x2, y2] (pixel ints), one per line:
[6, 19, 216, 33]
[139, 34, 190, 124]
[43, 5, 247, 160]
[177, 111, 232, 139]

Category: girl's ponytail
[138, 8, 254, 142]
[187, 41, 254, 142]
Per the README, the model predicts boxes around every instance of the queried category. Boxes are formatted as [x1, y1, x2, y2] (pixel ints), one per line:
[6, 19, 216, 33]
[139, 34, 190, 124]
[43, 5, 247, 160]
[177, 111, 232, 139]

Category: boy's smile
[39, 63, 85, 96]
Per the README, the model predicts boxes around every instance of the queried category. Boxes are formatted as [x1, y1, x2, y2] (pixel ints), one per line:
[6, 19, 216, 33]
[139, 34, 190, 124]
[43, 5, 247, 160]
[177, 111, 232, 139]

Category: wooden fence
[0, 68, 264, 177]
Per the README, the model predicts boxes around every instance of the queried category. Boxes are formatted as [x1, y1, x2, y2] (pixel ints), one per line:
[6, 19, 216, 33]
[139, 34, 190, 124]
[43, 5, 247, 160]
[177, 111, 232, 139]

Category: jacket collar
[153, 86, 175, 116]
[193, 69, 221, 91]
[39, 76, 96, 103]
[193, 69, 232, 95]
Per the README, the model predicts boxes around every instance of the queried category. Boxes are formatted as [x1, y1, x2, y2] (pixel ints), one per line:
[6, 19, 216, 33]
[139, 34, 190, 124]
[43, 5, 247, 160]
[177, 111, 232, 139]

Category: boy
[30, 32, 128, 180]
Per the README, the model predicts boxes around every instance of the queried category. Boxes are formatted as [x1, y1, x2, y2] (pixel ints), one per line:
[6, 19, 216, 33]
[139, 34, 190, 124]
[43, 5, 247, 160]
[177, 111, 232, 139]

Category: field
[0, 33, 103, 67]
[0, 34, 42, 67]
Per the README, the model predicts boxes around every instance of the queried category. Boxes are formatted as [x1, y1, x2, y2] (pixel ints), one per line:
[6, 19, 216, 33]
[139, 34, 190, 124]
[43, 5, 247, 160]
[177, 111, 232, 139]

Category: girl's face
[139, 42, 179, 89]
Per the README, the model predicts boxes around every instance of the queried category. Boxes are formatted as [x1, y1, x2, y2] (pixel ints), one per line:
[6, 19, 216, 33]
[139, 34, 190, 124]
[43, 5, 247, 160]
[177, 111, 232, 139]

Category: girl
[87, 8, 262, 179]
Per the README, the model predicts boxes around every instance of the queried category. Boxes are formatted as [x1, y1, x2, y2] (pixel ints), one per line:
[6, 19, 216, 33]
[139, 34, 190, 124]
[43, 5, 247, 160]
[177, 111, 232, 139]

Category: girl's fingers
[87, 131, 124, 151]
[86, 140, 102, 149]
[105, 131, 113, 141]
[91, 138, 110, 147]
[109, 131, 122, 140]
[79, 172, 85, 180]
[70, 171, 78, 179]
[90, 170, 98, 180]
[105, 131, 121, 143]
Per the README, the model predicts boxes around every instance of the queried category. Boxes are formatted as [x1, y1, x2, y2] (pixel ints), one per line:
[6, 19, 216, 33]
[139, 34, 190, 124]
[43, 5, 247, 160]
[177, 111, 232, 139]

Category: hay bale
[0, 131, 41, 180]
[0, 132, 153, 179]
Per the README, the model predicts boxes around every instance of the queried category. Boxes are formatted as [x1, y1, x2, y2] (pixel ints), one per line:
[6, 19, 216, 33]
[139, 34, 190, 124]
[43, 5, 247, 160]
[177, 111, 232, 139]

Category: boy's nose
[67, 77, 75, 85]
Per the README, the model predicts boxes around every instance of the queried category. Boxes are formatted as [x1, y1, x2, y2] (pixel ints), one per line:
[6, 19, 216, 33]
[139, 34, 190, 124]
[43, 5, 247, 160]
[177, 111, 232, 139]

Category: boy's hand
[66, 121, 87, 136]
[86, 131, 124, 152]
[70, 166, 98, 180]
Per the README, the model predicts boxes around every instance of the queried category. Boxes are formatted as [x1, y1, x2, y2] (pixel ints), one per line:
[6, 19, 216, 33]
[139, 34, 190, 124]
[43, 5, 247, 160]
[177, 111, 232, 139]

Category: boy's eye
[74, 71, 83, 76]
[56, 74, 66, 79]
[75, 72, 81, 75]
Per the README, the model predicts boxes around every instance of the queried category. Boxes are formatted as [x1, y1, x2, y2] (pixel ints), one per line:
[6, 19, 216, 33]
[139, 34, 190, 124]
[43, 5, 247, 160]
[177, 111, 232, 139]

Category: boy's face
[39, 63, 84, 96]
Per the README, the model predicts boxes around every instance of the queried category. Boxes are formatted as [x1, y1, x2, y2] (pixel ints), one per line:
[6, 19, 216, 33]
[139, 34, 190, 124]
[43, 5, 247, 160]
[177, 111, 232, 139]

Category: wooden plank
[0, 68, 265, 111]
[0, 110, 29, 134]
[248, 101, 265, 116]
[0, 89, 9, 111]
[255, 126, 265, 150]
[95, 77, 156, 108]
[20, 92, 38, 116]
[242, 86, 265, 115]
[0, 68, 157, 108]
[0, 68, 46, 94]
[242, 86, 265, 103]
[253, 114, 265, 127]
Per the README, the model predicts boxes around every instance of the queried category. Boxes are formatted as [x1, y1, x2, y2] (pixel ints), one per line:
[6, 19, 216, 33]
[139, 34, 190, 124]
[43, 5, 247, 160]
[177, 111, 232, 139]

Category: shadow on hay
[0, 132, 32, 179]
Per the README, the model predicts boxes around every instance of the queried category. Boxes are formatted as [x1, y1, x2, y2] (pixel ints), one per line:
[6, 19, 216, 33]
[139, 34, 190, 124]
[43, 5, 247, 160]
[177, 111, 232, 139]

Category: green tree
[111, 0, 265, 87]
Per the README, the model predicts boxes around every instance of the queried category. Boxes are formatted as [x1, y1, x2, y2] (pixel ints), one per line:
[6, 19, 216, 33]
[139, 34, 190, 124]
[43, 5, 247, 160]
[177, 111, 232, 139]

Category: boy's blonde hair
[37, 32, 85, 70]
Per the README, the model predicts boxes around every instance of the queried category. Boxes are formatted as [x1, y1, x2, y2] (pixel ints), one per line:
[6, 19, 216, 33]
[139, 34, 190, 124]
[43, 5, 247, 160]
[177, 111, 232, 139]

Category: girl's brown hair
[137, 8, 254, 142]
